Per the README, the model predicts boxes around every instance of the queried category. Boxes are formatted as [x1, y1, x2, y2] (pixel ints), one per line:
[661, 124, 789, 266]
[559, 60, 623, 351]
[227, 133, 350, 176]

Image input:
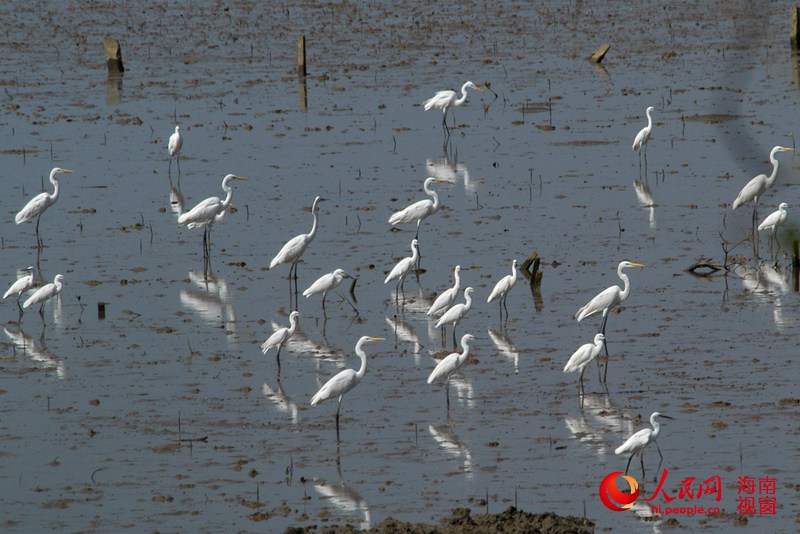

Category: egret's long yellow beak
[367, 337, 385, 342]
[234, 176, 249, 180]
[779, 147, 794, 152]
[61, 169, 74, 173]
[630, 262, 645, 268]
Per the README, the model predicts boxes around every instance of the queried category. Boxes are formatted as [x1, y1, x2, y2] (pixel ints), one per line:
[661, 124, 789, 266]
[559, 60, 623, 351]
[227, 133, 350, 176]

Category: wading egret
[384, 239, 419, 297]
[615, 412, 674, 478]
[178, 174, 248, 262]
[423, 81, 485, 134]
[632, 106, 654, 151]
[732, 146, 793, 211]
[427, 265, 461, 317]
[757, 202, 789, 234]
[435, 287, 474, 345]
[168, 125, 183, 175]
[269, 196, 322, 283]
[486, 259, 518, 319]
[303, 269, 351, 311]
[15, 167, 73, 247]
[563, 333, 605, 396]
[310, 336, 384, 441]
[3, 266, 35, 314]
[427, 333, 475, 414]
[575, 260, 644, 381]
[23, 274, 64, 317]
[261, 311, 300, 373]
[388, 177, 450, 239]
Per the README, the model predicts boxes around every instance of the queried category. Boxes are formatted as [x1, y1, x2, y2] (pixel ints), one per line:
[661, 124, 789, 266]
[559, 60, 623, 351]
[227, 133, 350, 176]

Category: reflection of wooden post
[792, 7, 800, 50]
[297, 35, 306, 76]
[104, 36, 124, 75]
[793, 240, 799, 291]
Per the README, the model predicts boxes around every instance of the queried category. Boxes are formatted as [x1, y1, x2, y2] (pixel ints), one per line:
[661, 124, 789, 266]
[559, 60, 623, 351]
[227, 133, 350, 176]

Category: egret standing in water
[423, 81, 484, 136]
[427, 265, 462, 318]
[178, 174, 248, 273]
[757, 202, 789, 257]
[261, 311, 300, 375]
[486, 259, 519, 321]
[563, 333, 605, 397]
[732, 146, 793, 228]
[615, 412, 674, 478]
[632, 106, 654, 172]
[435, 287, 474, 347]
[3, 266, 36, 316]
[23, 274, 64, 318]
[388, 177, 450, 239]
[427, 333, 475, 416]
[310, 336, 384, 442]
[269, 196, 323, 294]
[575, 261, 644, 382]
[384, 239, 419, 301]
[303, 269, 352, 312]
[168, 125, 183, 177]
[15, 167, 73, 248]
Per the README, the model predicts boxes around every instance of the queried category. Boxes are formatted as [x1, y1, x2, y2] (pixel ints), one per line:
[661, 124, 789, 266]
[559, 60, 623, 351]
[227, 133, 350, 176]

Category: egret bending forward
[260, 311, 300, 374]
[427, 333, 475, 415]
[178, 174, 248, 265]
[384, 239, 419, 300]
[423, 81, 484, 135]
[575, 261, 644, 381]
[427, 265, 461, 318]
[15, 167, 73, 248]
[388, 177, 450, 240]
[310, 336, 384, 442]
[23, 274, 64, 318]
[435, 287, 474, 347]
[732, 146, 793, 223]
[563, 333, 605, 397]
[3, 266, 36, 315]
[303, 269, 352, 312]
[168, 125, 183, 176]
[487, 259, 518, 320]
[615, 412, 674, 478]
[269, 196, 323, 289]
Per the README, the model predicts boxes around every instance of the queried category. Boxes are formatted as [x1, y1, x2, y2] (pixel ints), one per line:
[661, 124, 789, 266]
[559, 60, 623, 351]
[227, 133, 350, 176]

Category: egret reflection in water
[633, 180, 656, 229]
[314, 480, 371, 531]
[426, 150, 477, 194]
[563, 392, 634, 459]
[5, 326, 66, 379]
[262, 380, 301, 425]
[180, 270, 237, 341]
[731, 261, 792, 330]
[428, 424, 474, 479]
[487, 328, 519, 374]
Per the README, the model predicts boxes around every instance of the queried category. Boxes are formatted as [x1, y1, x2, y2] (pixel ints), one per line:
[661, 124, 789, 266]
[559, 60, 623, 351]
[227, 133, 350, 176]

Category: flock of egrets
[4, 81, 792, 478]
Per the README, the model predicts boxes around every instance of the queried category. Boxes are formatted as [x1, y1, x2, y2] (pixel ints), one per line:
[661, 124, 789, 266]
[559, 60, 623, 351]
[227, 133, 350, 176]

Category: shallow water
[1, 1, 799, 532]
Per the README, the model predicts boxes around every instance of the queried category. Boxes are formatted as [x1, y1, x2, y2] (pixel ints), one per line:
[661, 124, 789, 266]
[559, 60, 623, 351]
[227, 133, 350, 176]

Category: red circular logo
[599, 471, 640, 511]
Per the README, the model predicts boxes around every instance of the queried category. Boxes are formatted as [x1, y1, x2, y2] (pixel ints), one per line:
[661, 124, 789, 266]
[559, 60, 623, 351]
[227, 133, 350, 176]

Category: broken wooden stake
[588, 43, 610, 64]
[792, 7, 800, 50]
[520, 248, 542, 288]
[104, 36, 124, 75]
[297, 35, 307, 76]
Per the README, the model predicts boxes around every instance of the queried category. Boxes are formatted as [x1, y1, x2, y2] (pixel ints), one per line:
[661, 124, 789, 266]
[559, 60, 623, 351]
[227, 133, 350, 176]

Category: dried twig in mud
[175, 436, 208, 443]
[685, 260, 724, 278]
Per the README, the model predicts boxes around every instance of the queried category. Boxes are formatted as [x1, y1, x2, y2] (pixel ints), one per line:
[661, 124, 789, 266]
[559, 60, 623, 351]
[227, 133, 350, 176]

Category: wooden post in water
[588, 43, 610, 64]
[793, 240, 799, 291]
[791, 7, 800, 50]
[104, 36, 124, 75]
[297, 35, 307, 76]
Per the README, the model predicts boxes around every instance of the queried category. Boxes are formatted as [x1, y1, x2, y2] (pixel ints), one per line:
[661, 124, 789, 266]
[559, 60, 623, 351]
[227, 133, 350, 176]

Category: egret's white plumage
[427, 265, 461, 317]
[303, 269, 351, 309]
[563, 333, 605, 394]
[3, 266, 35, 301]
[15, 167, 73, 246]
[384, 239, 419, 293]
[732, 146, 793, 210]
[427, 333, 475, 385]
[757, 202, 789, 234]
[388, 177, 449, 237]
[615, 412, 674, 477]
[423, 81, 484, 132]
[168, 125, 183, 158]
[178, 174, 247, 229]
[261, 311, 300, 361]
[310, 336, 384, 440]
[575, 261, 644, 329]
[435, 287, 474, 343]
[487, 259, 518, 315]
[632, 106, 654, 151]
[23, 274, 64, 315]
[269, 196, 322, 274]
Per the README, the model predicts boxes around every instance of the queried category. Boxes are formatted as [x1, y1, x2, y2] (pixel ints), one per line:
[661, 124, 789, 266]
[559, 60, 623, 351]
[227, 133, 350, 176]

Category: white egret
[23, 274, 64, 317]
[168, 125, 183, 175]
[435, 287, 474, 346]
[3, 266, 36, 314]
[732, 146, 793, 211]
[563, 333, 605, 396]
[15, 167, 73, 248]
[757, 202, 789, 234]
[310, 336, 384, 441]
[269, 196, 323, 285]
[423, 81, 485, 134]
[427, 333, 475, 414]
[615, 412, 674, 478]
[388, 177, 450, 239]
[427, 265, 461, 317]
[384, 239, 419, 298]
[632, 106, 654, 151]
[178, 174, 248, 262]
[261, 311, 300, 373]
[303, 269, 352, 311]
[486, 259, 519, 319]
